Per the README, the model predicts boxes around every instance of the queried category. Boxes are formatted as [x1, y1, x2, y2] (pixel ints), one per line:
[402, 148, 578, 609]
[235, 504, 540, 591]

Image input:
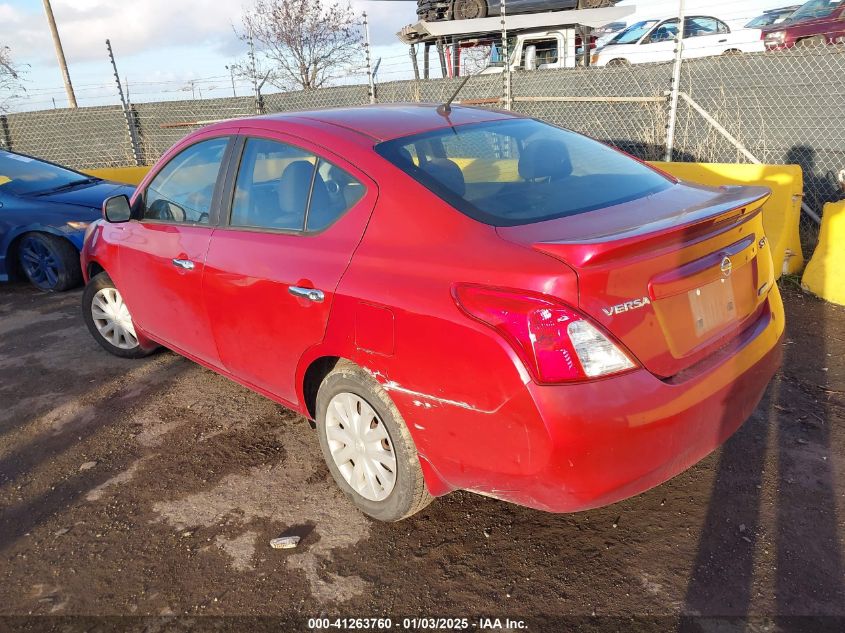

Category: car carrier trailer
[398, 5, 633, 77]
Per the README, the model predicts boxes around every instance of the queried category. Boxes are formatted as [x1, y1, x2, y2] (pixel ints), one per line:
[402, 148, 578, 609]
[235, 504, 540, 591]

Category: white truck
[479, 28, 583, 73]
[398, 5, 633, 76]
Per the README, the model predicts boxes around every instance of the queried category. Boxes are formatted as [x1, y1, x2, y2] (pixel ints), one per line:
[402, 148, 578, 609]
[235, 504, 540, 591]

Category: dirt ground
[0, 280, 843, 632]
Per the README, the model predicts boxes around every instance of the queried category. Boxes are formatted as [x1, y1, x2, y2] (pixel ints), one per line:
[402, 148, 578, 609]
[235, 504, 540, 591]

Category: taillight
[452, 285, 637, 384]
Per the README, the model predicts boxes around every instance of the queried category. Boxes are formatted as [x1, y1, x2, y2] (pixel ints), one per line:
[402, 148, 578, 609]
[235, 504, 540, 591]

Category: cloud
[351, 0, 419, 45]
[1, 0, 244, 65]
[1, 0, 416, 68]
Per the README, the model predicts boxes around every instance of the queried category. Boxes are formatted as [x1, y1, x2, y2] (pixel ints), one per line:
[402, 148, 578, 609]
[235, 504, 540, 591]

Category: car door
[202, 133, 377, 404]
[683, 16, 728, 58]
[117, 133, 234, 366]
[638, 19, 679, 63]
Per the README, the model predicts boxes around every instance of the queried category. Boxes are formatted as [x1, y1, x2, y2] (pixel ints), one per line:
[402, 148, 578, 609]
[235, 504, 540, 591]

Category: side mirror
[524, 45, 537, 70]
[103, 194, 132, 223]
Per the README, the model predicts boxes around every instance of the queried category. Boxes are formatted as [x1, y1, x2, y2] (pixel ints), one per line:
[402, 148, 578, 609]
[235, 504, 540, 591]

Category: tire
[316, 360, 433, 521]
[82, 272, 154, 359]
[606, 58, 629, 67]
[797, 36, 827, 48]
[723, 49, 742, 56]
[17, 232, 82, 292]
[452, 0, 487, 20]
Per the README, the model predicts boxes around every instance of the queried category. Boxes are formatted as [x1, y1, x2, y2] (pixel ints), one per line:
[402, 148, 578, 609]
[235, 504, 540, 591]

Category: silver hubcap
[91, 287, 138, 350]
[325, 392, 397, 502]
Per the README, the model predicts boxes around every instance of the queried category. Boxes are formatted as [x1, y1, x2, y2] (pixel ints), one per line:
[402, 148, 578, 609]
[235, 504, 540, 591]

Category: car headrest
[397, 147, 415, 166]
[518, 139, 573, 181]
[421, 157, 466, 197]
[278, 160, 315, 217]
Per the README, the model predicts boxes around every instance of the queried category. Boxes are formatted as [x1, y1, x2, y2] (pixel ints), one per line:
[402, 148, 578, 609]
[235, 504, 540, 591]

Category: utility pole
[106, 39, 142, 167]
[42, 0, 77, 108]
[247, 27, 263, 114]
[409, 45, 420, 83]
[363, 12, 375, 104]
[665, 0, 686, 162]
[226, 65, 237, 97]
[501, 0, 511, 110]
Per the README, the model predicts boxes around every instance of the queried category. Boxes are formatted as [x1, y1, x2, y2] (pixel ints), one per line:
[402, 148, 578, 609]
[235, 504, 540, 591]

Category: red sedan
[763, 0, 845, 49]
[81, 105, 784, 521]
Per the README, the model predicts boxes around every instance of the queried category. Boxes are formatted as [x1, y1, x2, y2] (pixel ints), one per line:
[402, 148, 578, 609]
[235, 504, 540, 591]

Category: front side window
[648, 19, 680, 43]
[376, 119, 673, 227]
[230, 137, 365, 232]
[143, 137, 229, 224]
[528, 38, 559, 66]
[610, 20, 659, 45]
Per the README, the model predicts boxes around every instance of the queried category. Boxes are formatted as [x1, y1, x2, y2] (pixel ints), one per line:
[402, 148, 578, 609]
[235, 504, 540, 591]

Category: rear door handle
[172, 258, 195, 270]
[289, 286, 325, 303]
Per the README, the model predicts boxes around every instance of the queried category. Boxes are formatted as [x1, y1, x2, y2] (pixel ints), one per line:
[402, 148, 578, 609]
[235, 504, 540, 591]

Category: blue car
[0, 149, 134, 291]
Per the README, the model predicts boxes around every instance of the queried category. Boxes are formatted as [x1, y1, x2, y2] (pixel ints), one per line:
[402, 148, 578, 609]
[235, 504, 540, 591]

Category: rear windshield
[375, 119, 673, 227]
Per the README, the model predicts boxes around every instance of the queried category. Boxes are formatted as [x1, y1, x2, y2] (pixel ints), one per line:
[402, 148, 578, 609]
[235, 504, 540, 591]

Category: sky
[1, 0, 798, 112]
[0, 0, 422, 111]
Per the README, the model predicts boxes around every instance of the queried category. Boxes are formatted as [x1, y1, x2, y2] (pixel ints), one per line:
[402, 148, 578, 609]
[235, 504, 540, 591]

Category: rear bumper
[408, 289, 784, 513]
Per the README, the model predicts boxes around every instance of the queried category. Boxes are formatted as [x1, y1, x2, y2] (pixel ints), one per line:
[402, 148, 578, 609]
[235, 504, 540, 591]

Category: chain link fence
[2, 45, 843, 235]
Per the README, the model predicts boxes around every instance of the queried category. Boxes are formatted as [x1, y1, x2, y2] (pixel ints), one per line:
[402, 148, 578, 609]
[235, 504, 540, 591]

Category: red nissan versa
[80, 105, 784, 521]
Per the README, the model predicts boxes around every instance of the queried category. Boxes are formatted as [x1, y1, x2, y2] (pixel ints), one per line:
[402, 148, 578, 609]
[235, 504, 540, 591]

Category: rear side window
[375, 119, 673, 227]
[230, 137, 365, 232]
[143, 137, 229, 224]
[685, 17, 727, 38]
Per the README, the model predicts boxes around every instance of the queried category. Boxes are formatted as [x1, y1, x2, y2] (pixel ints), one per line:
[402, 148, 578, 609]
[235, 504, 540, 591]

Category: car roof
[225, 103, 520, 144]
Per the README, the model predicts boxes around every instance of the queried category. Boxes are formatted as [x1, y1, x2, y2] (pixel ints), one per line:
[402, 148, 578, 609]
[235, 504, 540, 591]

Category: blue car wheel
[17, 232, 82, 292]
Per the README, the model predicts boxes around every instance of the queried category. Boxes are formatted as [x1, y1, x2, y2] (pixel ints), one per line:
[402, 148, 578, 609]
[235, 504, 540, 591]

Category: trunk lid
[496, 182, 776, 378]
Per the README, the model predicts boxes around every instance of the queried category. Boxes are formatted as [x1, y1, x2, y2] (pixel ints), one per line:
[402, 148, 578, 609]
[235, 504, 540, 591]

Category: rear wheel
[452, 0, 487, 20]
[17, 232, 81, 292]
[316, 361, 433, 521]
[82, 272, 154, 359]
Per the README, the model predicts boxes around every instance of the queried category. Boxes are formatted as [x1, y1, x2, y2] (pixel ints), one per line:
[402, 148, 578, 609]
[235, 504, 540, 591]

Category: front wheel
[82, 272, 154, 359]
[17, 232, 82, 292]
[316, 361, 433, 521]
[797, 36, 827, 48]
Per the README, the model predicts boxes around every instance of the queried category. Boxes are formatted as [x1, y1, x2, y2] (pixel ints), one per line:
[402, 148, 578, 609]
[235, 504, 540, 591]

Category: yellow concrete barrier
[80, 162, 806, 280]
[802, 200, 845, 306]
[83, 166, 151, 186]
[650, 162, 805, 277]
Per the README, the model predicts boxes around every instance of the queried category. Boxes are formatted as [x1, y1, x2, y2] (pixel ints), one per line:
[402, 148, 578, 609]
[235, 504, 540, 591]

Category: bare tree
[237, 0, 363, 91]
[0, 46, 25, 113]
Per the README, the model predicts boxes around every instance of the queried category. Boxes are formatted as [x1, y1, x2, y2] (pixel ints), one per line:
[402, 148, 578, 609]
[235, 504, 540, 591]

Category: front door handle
[289, 286, 325, 303]
[172, 258, 195, 270]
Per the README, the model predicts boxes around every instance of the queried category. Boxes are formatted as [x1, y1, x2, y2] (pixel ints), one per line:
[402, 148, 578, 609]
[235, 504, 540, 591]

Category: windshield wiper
[33, 177, 99, 196]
